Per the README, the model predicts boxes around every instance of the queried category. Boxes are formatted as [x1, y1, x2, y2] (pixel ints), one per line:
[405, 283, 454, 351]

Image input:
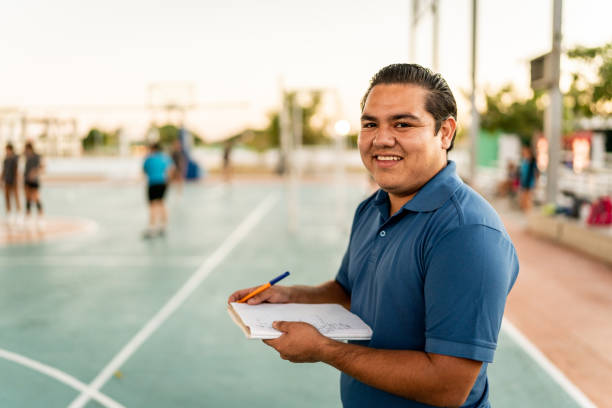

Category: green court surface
[0, 181, 583, 407]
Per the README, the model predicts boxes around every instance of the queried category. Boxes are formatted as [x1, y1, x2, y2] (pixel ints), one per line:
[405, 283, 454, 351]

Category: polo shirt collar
[373, 161, 463, 216]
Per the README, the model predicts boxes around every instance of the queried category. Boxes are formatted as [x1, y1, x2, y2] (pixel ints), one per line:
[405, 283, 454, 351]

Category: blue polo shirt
[143, 152, 172, 186]
[335, 161, 519, 408]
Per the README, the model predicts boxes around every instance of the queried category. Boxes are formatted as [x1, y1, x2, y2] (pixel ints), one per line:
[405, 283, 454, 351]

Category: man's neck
[386, 160, 449, 217]
[388, 192, 416, 217]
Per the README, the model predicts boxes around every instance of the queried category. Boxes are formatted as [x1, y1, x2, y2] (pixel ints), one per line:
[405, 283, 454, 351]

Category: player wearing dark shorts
[23, 141, 44, 225]
[2, 143, 21, 222]
[143, 142, 173, 238]
[148, 183, 167, 202]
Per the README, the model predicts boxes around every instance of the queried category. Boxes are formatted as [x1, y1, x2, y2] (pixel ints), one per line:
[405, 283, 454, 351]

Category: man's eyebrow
[360, 114, 377, 121]
[360, 113, 423, 122]
[389, 113, 421, 121]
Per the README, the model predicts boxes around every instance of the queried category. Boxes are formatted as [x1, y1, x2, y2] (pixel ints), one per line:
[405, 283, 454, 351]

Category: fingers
[245, 289, 275, 305]
[262, 322, 290, 347]
[262, 323, 323, 363]
[228, 286, 283, 305]
[262, 338, 278, 347]
[262, 339, 290, 361]
[227, 286, 259, 303]
[228, 285, 291, 305]
[272, 321, 290, 332]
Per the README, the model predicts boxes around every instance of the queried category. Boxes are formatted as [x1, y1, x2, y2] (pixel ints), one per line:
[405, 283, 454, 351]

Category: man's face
[359, 83, 454, 200]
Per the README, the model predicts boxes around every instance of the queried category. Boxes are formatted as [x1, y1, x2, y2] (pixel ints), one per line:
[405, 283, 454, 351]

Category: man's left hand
[263, 321, 331, 363]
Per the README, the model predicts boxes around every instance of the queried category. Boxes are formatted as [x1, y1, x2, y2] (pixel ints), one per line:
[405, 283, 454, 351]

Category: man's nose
[373, 128, 396, 147]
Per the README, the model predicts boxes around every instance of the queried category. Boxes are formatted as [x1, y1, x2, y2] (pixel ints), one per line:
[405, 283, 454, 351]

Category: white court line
[0, 348, 125, 408]
[502, 319, 597, 408]
[67, 193, 278, 408]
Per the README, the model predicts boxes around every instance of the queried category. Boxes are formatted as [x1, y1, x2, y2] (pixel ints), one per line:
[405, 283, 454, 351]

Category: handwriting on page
[312, 315, 353, 333]
[251, 314, 353, 333]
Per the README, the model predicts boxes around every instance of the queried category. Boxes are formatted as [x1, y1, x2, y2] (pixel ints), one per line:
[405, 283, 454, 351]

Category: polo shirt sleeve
[335, 249, 351, 294]
[423, 224, 518, 363]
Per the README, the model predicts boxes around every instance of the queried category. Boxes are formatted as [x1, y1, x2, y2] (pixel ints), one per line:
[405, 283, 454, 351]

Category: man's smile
[373, 154, 404, 168]
[374, 155, 403, 161]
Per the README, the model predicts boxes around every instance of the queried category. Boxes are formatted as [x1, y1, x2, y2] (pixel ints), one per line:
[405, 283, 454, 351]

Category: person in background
[143, 142, 173, 238]
[222, 138, 235, 182]
[23, 141, 44, 227]
[496, 160, 518, 200]
[170, 139, 186, 194]
[1, 143, 21, 224]
[519, 145, 538, 212]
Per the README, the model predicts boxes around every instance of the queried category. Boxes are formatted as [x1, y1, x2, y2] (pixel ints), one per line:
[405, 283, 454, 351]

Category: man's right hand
[227, 285, 292, 305]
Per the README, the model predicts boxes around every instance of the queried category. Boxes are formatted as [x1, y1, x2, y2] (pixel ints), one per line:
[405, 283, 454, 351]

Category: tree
[82, 128, 119, 152]
[565, 42, 612, 119]
[479, 85, 544, 145]
[347, 132, 359, 149]
[157, 124, 181, 146]
[479, 41, 611, 144]
[149, 124, 204, 147]
[241, 90, 331, 152]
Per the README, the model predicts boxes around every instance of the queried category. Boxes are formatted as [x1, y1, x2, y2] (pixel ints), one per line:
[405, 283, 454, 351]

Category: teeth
[377, 156, 401, 161]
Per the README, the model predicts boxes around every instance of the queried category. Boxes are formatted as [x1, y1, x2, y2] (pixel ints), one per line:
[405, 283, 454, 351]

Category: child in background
[143, 143, 173, 238]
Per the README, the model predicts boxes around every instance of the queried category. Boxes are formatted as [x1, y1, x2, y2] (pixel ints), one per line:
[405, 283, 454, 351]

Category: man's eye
[395, 122, 412, 128]
[362, 122, 376, 128]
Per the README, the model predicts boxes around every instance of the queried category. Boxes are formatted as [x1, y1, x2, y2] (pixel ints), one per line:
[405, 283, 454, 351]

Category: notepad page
[230, 303, 373, 340]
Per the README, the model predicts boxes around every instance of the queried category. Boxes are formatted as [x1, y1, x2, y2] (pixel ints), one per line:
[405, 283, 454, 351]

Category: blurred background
[0, 0, 610, 185]
[0, 1, 610, 407]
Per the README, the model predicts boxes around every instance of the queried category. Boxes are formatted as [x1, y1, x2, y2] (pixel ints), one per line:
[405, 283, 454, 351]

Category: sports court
[0, 179, 592, 407]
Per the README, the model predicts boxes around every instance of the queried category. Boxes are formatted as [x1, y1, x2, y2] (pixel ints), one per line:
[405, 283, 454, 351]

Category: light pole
[469, 0, 479, 183]
[334, 120, 351, 231]
[409, 0, 440, 70]
[546, 0, 563, 204]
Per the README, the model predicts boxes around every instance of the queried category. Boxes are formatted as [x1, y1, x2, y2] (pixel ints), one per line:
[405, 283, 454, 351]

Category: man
[170, 139, 186, 194]
[143, 142, 173, 238]
[229, 64, 519, 407]
[1, 143, 21, 223]
[23, 141, 44, 226]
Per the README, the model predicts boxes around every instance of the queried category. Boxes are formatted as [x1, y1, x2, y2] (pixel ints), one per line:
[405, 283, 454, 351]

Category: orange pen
[238, 271, 290, 303]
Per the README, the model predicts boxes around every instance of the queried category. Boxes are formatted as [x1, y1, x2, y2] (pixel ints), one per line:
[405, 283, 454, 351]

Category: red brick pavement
[501, 212, 612, 408]
[0, 217, 96, 246]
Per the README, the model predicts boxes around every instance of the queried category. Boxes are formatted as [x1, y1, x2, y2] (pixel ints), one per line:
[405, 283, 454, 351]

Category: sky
[0, 0, 610, 141]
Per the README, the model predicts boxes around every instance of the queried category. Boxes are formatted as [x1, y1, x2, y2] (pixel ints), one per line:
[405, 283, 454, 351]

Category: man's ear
[438, 117, 456, 150]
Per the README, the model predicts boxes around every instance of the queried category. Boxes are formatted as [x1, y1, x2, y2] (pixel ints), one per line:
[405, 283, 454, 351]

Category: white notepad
[228, 302, 373, 340]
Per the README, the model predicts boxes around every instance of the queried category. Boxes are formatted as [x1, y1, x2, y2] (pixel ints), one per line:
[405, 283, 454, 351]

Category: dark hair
[6, 143, 14, 151]
[150, 142, 161, 151]
[521, 144, 535, 158]
[361, 63, 458, 151]
[25, 141, 34, 151]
